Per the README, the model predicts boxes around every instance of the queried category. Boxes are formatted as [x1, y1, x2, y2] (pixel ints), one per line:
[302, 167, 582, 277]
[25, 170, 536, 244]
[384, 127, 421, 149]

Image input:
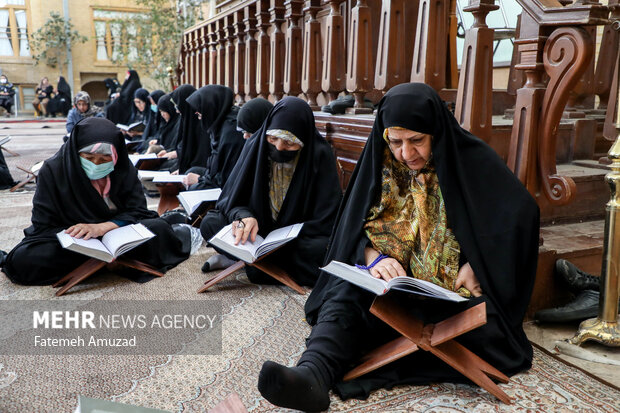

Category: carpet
[1, 129, 619, 412]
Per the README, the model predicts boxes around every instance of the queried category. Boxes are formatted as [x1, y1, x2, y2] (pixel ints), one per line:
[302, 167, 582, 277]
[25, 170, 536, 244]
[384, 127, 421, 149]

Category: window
[0, 0, 29, 57]
[93, 9, 143, 62]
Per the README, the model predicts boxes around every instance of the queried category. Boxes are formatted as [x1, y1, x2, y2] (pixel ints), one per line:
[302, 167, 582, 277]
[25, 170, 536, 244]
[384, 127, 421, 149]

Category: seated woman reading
[0, 117, 190, 285]
[199, 96, 343, 287]
[257, 83, 540, 411]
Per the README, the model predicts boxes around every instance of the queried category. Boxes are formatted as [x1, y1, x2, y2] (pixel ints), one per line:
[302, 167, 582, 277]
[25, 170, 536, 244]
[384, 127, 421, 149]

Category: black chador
[106, 70, 141, 125]
[236, 97, 273, 136]
[171, 84, 207, 174]
[184, 85, 245, 191]
[257, 83, 540, 412]
[1, 117, 190, 285]
[200, 96, 343, 286]
[155, 93, 181, 152]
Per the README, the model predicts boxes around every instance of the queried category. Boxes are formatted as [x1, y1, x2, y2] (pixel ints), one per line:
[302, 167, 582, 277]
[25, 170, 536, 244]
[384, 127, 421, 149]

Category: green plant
[110, 0, 207, 89]
[29, 11, 88, 75]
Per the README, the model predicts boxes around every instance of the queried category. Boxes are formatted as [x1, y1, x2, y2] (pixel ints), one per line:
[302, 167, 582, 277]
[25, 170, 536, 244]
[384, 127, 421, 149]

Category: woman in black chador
[236, 97, 273, 139]
[182, 85, 245, 191]
[0, 117, 190, 285]
[106, 70, 141, 125]
[46, 76, 72, 117]
[200, 96, 343, 286]
[258, 83, 540, 411]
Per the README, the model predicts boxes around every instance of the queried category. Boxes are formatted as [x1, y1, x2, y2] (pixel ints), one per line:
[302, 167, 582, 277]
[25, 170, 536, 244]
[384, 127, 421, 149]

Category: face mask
[151, 104, 158, 113]
[267, 142, 299, 163]
[80, 157, 114, 180]
[0, 79, 6, 84]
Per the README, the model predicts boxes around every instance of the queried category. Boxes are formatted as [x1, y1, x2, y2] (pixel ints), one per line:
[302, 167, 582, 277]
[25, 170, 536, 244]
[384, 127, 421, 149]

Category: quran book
[128, 153, 165, 170]
[152, 174, 189, 190]
[137, 170, 172, 181]
[57, 224, 155, 263]
[208, 223, 303, 263]
[177, 188, 222, 218]
[117, 121, 146, 133]
[320, 261, 468, 302]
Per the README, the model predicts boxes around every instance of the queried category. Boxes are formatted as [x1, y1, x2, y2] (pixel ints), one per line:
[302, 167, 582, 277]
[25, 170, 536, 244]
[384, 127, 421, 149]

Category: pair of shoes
[0, 250, 8, 268]
[534, 290, 600, 323]
[555, 259, 599, 292]
[321, 94, 354, 114]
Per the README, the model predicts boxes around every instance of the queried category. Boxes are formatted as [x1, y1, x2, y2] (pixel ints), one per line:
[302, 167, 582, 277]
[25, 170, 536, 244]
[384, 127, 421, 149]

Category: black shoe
[555, 259, 600, 292]
[534, 290, 600, 323]
[201, 261, 210, 273]
[321, 94, 355, 114]
[0, 250, 7, 268]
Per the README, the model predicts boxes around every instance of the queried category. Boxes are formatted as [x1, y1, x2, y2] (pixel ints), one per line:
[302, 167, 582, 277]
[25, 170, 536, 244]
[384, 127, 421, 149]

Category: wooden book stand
[52, 257, 164, 296]
[344, 296, 513, 404]
[10, 165, 37, 192]
[198, 252, 305, 295]
[156, 182, 183, 215]
[208, 393, 248, 413]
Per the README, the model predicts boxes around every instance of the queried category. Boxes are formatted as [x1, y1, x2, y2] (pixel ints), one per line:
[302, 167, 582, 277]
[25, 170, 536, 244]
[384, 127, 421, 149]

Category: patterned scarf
[364, 145, 469, 296]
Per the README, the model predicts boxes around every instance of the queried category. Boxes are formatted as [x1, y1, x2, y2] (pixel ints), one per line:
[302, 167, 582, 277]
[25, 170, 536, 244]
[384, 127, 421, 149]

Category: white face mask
[0, 79, 6, 84]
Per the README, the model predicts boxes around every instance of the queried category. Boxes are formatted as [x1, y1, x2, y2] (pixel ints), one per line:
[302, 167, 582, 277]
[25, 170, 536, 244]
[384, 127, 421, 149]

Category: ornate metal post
[568, 21, 620, 347]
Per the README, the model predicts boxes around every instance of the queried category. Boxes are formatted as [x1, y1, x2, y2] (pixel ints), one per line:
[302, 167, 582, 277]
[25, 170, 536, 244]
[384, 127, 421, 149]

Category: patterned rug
[1, 127, 619, 412]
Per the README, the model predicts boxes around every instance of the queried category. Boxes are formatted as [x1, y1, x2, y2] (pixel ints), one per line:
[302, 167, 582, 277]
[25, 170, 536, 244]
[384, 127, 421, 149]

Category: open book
[178, 188, 222, 217]
[57, 224, 155, 263]
[152, 174, 188, 190]
[128, 153, 165, 170]
[208, 223, 303, 263]
[117, 121, 146, 133]
[137, 170, 172, 181]
[320, 261, 468, 302]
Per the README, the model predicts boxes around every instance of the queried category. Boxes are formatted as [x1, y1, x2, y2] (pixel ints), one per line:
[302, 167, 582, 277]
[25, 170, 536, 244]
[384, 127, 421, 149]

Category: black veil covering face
[106, 70, 142, 125]
[2, 117, 189, 285]
[236, 97, 273, 134]
[171, 84, 208, 173]
[185, 85, 244, 189]
[214, 96, 342, 285]
[301, 83, 539, 398]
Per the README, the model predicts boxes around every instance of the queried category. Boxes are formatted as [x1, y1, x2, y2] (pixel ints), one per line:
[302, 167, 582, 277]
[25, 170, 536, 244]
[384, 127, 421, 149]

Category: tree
[110, 0, 208, 89]
[29, 12, 88, 76]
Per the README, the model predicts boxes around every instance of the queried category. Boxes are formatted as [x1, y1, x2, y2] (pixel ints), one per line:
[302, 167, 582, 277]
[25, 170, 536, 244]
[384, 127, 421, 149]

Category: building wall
[0, 0, 154, 114]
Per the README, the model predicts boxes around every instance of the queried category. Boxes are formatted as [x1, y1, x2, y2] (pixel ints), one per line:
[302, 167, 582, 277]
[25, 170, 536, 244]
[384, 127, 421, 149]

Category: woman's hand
[454, 262, 483, 297]
[65, 222, 119, 240]
[171, 169, 179, 175]
[149, 139, 157, 146]
[232, 218, 259, 245]
[183, 172, 200, 186]
[364, 247, 407, 281]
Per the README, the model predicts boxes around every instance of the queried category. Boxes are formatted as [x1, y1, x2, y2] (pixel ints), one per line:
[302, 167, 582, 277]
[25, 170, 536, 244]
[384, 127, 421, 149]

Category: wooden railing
[177, 0, 618, 208]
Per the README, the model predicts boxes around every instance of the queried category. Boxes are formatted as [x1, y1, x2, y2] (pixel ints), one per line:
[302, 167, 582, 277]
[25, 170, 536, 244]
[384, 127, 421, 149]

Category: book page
[101, 224, 154, 257]
[177, 189, 222, 215]
[138, 170, 171, 181]
[209, 224, 264, 262]
[56, 231, 112, 262]
[255, 223, 304, 257]
[152, 174, 188, 184]
[129, 153, 158, 166]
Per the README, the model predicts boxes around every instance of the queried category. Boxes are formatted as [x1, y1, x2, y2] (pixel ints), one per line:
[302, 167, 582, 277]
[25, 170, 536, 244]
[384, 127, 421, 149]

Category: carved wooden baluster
[564, 25, 596, 118]
[208, 22, 218, 85]
[506, 14, 524, 97]
[411, 0, 449, 91]
[539, 27, 593, 203]
[270, 0, 287, 101]
[322, 0, 346, 104]
[244, 3, 258, 100]
[301, 0, 322, 109]
[284, 0, 304, 98]
[593, 0, 620, 113]
[375, 0, 417, 93]
[224, 14, 236, 90]
[217, 19, 227, 85]
[200, 27, 209, 87]
[180, 34, 188, 84]
[447, 0, 459, 88]
[454, 0, 498, 142]
[507, 15, 549, 196]
[192, 30, 200, 86]
[234, 10, 247, 103]
[186, 32, 196, 85]
[345, 0, 374, 113]
[256, 0, 271, 98]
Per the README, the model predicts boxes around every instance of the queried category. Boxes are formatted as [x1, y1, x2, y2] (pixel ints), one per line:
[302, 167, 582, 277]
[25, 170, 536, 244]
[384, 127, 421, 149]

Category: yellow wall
[0, 0, 156, 112]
